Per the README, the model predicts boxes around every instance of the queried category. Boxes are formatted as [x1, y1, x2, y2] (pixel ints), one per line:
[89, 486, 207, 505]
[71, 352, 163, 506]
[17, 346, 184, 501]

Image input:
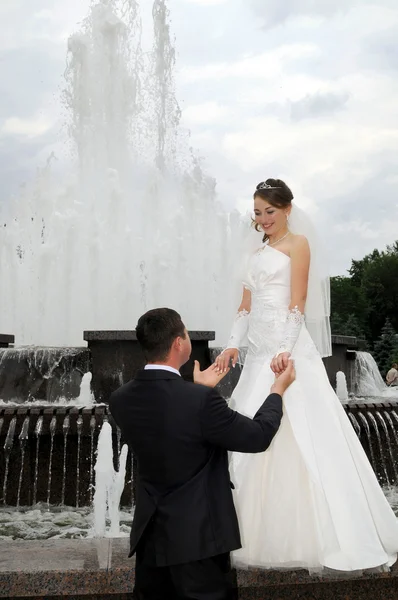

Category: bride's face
[254, 198, 289, 236]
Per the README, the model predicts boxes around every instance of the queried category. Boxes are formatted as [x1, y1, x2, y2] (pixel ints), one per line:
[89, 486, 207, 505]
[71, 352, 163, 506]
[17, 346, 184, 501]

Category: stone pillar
[84, 330, 215, 403]
[0, 334, 14, 348]
[323, 335, 365, 391]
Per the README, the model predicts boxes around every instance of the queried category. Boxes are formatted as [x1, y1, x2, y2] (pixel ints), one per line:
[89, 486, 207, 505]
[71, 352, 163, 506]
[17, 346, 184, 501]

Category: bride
[215, 178, 398, 573]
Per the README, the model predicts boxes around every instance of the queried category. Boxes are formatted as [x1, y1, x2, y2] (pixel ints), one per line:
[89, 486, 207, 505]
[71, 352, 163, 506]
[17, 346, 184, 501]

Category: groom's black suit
[109, 368, 283, 600]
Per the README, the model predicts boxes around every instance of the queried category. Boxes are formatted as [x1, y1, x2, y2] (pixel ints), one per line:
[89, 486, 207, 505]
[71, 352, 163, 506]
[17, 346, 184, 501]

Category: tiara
[257, 182, 281, 190]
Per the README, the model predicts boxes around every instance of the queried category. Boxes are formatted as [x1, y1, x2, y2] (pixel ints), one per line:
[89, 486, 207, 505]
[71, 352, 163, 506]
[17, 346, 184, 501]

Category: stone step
[0, 539, 397, 600]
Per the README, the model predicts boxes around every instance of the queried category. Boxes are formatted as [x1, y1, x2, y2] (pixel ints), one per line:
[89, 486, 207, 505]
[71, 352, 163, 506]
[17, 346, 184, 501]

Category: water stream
[17, 416, 30, 508]
[47, 415, 57, 506]
[0, 0, 245, 348]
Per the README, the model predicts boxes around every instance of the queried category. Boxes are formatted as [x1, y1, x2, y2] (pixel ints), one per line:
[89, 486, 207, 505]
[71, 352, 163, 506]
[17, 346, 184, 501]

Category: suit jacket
[109, 369, 283, 567]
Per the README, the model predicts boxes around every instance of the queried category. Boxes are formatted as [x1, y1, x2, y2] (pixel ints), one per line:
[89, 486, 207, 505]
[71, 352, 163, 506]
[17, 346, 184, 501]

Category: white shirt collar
[144, 364, 181, 377]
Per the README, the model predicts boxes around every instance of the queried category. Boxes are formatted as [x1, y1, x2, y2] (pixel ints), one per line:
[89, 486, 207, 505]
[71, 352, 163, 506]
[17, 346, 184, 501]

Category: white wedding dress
[229, 243, 398, 573]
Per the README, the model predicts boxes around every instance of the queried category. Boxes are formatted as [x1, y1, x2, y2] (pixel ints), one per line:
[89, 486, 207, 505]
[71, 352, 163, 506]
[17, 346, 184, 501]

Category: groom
[109, 308, 295, 600]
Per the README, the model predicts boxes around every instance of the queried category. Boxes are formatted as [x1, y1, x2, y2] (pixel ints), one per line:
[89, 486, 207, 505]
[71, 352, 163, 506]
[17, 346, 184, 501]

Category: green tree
[330, 311, 345, 335]
[330, 276, 368, 337]
[360, 248, 398, 340]
[343, 314, 366, 339]
[373, 319, 398, 377]
[331, 241, 398, 344]
[349, 249, 381, 287]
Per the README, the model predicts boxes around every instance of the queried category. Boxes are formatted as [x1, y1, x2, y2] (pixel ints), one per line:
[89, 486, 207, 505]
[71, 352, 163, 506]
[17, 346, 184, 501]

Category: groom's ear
[173, 335, 183, 352]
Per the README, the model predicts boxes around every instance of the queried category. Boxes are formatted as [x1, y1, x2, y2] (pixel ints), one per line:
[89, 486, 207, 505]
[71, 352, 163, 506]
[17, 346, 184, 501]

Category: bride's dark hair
[253, 178, 294, 241]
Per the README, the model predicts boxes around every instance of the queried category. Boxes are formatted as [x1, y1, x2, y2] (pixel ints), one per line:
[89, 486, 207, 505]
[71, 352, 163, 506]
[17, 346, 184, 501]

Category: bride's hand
[193, 361, 230, 388]
[215, 348, 239, 372]
[270, 352, 291, 374]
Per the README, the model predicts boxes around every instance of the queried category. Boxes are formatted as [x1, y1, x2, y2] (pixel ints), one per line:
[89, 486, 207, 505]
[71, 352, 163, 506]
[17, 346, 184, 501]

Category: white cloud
[1, 0, 398, 276]
[180, 43, 319, 83]
[182, 102, 232, 125]
[334, 220, 378, 239]
[182, 0, 227, 4]
[1, 116, 55, 138]
[250, 0, 397, 28]
[289, 91, 350, 121]
[0, 0, 89, 52]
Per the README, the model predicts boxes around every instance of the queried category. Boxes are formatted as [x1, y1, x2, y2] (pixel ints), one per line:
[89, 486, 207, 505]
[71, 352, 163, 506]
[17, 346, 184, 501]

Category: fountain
[0, 0, 246, 349]
[343, 353, 398, 490]
[352, 352, 398, 399]
[0, 0, 397, 598]
[336, 370, 349, 402]
[93, 421, 128, 537]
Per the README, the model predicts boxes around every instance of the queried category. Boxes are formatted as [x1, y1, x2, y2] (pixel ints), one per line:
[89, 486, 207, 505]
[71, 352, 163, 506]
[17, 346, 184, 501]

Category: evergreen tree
[330, 312, 345, 335]
[330, 240, 398, 344]
[343, 314, 366, 339]
[373, 319, 398, 377]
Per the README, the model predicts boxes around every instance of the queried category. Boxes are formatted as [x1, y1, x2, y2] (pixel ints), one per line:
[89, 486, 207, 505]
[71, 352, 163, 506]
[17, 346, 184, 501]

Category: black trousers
[134, 525, 235, 600]
[134, 551, 234, 600]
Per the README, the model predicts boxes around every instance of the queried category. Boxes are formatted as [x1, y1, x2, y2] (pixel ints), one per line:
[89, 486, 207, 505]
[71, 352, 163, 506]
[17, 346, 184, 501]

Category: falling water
[93, 422, 115, 537]
[116, 426, 122, 467]
[3, 417, 16, 505]
[89, 415, 96, 503]
[367, 412, 390, 484]
[0, 347, 90, 404]
[348, 413, 361, 437]
[61, 415, 70, 505]
[17, 416, 30, 507]
[336, 371, 349, 402]
[78, 373, 94, 405]
[0, 0, 245, 347]
[385, 411, 398, 445]
[376, 411, 398, 483]
[384, 411, 398, 477]
[46, 415, 57, 506]
[353, 352, 395, 397]
[109, 444, 128, 536]
[32, 416, 43, 505]
[76, 415, 84, 507]
[357, 412, 377, 470]
[93, 422, 128, 537]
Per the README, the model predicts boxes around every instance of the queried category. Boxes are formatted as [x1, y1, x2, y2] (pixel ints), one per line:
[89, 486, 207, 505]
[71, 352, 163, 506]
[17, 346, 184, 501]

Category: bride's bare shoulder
[290, 234, 309, 247]
[289, 234, 310, 257]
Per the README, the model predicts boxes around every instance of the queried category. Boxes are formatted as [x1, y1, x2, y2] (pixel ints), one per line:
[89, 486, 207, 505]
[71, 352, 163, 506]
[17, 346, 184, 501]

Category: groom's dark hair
[136, 308, 186, 362]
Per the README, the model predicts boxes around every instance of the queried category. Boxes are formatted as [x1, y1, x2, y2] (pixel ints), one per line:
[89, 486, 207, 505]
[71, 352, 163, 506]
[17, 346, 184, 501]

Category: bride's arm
[226, 287, 252, 349]
[215, 287, 252, 371]
[289, 235, 310, 314]
[271, 236, 310, 374]
[237, 286, 252, 315]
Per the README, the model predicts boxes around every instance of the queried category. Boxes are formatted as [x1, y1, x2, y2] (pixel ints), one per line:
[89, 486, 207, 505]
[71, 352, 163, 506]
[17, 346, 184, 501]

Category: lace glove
[275, 306, 305, 357]
[225, 309, 250, 350]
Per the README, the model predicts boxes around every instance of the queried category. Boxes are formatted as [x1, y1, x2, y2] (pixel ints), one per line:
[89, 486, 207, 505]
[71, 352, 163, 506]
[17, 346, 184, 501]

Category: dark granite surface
[330, 335, 367, 348]
[1, 539, 397, 599]
[84, 331, 138, 341]
[84, 330, 215, 342]
[0, 334, 14, 347]
[0, 346, 90, 404]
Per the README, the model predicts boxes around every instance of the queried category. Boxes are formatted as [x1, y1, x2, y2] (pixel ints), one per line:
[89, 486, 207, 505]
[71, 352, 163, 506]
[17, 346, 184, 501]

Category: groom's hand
[193, 360, 230, 388]
[271, 359, 296, 396]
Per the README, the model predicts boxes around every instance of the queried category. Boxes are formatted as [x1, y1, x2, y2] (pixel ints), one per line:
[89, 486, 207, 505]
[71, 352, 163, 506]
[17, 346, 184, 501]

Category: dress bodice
[242, 244, 316, 361]
[243, 245, 291, 312]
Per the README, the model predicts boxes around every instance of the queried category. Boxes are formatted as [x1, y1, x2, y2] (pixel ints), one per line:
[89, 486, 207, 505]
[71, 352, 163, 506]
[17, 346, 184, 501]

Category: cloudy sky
[1, 0, 398, 275]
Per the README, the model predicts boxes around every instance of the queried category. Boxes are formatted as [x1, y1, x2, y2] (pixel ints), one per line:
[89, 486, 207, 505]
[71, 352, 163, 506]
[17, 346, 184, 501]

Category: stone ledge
[0, 539, 397, 599]
[331, 335, 359, 347]
[0, 334, 14, 347]
[84, 330, 215, 342]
